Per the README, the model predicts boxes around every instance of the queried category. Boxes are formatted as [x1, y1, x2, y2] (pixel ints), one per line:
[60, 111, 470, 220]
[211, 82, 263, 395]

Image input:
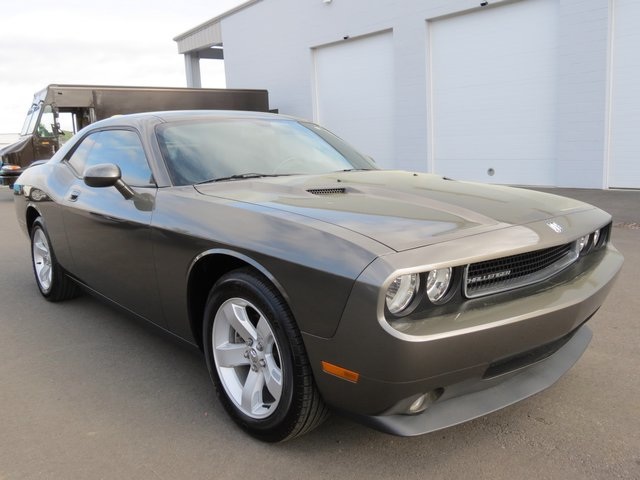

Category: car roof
[92, 110, 296, 129]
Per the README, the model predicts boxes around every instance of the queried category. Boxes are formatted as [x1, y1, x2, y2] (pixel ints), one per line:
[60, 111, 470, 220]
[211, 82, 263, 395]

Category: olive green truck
[0, 84, 270, 186]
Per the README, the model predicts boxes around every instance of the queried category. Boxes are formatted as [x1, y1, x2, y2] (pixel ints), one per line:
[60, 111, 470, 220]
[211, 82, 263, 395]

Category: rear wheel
[203, 268, 328, 442]
[30, 218, 79, 301]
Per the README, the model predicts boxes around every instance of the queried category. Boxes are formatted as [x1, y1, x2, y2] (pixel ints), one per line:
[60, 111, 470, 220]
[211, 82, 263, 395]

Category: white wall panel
[313, 32, 395, 169]
[609, 0, 640, 188]
[429, 0, 560, 185]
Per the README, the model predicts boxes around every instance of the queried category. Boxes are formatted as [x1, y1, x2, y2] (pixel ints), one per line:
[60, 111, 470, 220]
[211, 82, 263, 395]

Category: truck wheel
[203, 268, 328, 442]
[30, 218, 79, 301]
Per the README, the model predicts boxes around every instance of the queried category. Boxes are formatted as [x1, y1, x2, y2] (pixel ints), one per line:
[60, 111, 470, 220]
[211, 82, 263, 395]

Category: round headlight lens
[592, 229, 600, 247]
[386, 274, 419, 315]
[426, 268, 452, 303]
[577, 235, 588, 252]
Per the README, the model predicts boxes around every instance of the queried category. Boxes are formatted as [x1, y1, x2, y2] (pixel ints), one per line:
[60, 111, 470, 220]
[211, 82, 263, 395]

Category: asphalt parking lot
[0, 186, 638, 479]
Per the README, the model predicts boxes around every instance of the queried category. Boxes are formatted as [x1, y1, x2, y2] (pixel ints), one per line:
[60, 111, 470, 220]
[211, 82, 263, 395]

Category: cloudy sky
[0, 0, 245, 133]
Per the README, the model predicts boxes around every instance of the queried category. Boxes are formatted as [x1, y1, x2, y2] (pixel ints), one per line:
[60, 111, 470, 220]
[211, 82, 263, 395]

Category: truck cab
[1, 88, 90, 185]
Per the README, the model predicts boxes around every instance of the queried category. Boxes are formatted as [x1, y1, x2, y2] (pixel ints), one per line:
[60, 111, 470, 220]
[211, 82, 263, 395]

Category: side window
[68, 130, 154, 187]
[67, 131, 100, 175]
[36, 105, 56, 138]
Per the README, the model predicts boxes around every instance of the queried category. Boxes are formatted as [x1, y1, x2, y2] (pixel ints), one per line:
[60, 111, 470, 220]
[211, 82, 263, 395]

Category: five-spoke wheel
[32, 227, 53, 293]
[30, 217, 79, 301]
[203, 268, 328, 442]
[212, 297, 284, 419]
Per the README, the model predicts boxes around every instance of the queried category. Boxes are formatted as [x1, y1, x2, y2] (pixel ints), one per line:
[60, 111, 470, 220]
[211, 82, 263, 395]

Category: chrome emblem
[546, 220, 563, 233]
[467, 270, 512, 284]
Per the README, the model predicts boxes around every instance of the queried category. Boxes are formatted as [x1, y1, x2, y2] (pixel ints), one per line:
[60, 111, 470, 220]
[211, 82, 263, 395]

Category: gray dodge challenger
[13, 111, 623, 442]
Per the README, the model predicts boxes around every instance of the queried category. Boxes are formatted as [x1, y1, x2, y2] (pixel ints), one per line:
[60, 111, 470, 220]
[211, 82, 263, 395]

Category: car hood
[194, 171, 594, 252]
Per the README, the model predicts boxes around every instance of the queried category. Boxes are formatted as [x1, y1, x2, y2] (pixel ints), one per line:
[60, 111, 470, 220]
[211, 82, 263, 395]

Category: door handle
[68, 190, 80, 202]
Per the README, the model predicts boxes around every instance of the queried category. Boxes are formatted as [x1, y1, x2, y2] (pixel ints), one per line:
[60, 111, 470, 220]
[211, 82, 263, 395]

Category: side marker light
[321, 361, 360, 383]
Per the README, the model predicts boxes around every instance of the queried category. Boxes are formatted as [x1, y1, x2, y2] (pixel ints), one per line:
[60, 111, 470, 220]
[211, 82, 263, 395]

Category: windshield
[156, 118, 376, 186]
[20, 103, 41, 136]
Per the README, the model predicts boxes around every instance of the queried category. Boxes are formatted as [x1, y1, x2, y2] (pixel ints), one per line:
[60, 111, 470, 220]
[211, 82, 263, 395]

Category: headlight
[577, 235, 588, 252]
[386, 274, 419, 315]
[426, 268, 452, 303]
[29, 188, 48, 202]
[592, 229, 600, 247]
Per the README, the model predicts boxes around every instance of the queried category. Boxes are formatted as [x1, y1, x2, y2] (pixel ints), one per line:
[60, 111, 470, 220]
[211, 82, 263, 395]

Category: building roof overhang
[173, 0, 262, 54]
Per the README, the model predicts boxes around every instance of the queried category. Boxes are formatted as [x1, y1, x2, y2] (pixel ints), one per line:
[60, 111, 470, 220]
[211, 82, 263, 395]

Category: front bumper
[302, 241, 622, 434]
[357, 325, 592, 436]
[0, 170, 22, 186]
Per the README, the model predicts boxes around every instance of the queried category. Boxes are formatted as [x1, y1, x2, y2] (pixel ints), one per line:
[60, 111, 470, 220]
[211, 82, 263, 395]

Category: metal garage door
[313, 31, 395, 169]
[429, 0, 559, 185]
[609, 0, 640, 188]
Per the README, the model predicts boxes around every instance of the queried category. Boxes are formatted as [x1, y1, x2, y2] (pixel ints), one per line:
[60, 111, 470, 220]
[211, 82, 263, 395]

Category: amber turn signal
[321, 361, 360, 383]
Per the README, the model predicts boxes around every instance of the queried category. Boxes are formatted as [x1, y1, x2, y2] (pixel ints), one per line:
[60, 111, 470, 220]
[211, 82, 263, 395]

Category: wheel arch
[25, 206, 42, 234]
[187, 249, 291, 350]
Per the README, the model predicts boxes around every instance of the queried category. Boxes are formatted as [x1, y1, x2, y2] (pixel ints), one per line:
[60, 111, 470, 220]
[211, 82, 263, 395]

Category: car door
[61, 128, 163, 324]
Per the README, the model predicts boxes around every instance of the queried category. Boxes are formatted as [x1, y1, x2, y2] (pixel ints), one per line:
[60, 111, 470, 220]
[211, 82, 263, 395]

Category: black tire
[203, 268, 328, 442]
[30, 217, 79, 302]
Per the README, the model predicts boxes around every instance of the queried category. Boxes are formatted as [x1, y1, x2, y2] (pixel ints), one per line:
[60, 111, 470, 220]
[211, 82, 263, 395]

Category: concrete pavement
[529, 186, 640, 227]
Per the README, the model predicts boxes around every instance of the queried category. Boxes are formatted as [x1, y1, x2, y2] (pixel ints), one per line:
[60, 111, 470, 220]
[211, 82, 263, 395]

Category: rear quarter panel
[13, 162, 76, 271]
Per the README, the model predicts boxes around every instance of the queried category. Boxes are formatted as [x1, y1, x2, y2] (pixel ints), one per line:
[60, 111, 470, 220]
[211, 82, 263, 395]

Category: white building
[174, 0, 640, 189]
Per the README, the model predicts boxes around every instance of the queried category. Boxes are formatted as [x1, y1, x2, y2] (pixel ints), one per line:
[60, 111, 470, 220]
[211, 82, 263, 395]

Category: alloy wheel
[32, 228, 52, 292]
[212, 297, 284, 419]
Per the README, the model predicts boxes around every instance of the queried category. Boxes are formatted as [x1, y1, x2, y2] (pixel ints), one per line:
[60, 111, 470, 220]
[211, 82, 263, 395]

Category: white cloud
[0, 0, 244, 132]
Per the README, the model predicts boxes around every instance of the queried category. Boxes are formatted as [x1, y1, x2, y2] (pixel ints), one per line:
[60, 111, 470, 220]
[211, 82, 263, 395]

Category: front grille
[464, 242, 578, 298]
[307, 187, 346, 195]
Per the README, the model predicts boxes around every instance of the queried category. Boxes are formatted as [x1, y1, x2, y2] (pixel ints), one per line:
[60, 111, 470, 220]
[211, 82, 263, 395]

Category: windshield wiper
[335, 168, 373, 172]
[197, 173, 291, 184]
[196, 173, 276, 185]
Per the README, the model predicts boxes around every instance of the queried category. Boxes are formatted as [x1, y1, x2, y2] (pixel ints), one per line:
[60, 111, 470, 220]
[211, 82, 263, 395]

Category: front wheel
[203, 268, 328, 442]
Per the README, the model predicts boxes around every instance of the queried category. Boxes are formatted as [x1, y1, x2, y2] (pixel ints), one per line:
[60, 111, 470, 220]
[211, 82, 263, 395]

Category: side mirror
[52, 123, 64, 137]
[51, 105, 62, 137]
[84, 163, 121, 188]
[83, 163, 135, 199]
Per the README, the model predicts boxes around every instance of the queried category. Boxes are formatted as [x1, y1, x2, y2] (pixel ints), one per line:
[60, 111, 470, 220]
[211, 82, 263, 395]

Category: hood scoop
[306, 187, 347, 196]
